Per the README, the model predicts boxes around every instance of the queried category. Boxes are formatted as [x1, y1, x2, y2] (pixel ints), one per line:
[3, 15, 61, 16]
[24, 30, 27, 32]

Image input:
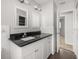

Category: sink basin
[21, 37, 35, 41]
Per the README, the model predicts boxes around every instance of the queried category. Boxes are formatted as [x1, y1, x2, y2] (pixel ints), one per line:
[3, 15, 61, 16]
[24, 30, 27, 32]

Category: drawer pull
[35, 49, 38, 52]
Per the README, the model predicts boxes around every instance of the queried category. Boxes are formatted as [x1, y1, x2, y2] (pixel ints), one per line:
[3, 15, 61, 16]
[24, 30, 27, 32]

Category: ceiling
[33, 0, 52, 6]
[32, 0, 77, 6]
[24, 0, 77, 5]
[24, 0, 77, 8]
[54, 0, 76, 5]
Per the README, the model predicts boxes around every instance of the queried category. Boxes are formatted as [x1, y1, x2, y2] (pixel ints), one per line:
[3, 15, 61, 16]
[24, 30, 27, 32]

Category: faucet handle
[22, 33, 27, 38]
[24, 33, 26, 36]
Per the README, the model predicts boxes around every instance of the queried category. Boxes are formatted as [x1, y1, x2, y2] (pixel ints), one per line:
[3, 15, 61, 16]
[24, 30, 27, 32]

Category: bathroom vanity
[9, 31, 52, 59]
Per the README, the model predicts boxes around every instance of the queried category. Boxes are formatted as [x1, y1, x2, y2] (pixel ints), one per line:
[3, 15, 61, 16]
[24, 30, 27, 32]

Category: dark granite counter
[9, 33, 52, 47]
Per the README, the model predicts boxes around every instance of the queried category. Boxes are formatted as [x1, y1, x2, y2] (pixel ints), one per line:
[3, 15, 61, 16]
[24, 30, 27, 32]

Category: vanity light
[34, 5, 38, 10]
[38, 8, 42, 11]
[34, 5, 38, 9]
[19, 0, 29, 4]
[59, 1, 66, 5]
[34, 5, 42, 11]
[19, 0, 24, 3]
[24, 0, 29, 4]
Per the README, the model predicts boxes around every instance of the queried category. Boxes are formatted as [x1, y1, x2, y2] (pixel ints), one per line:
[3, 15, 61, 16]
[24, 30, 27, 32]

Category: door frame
[57, 9, 76, 53]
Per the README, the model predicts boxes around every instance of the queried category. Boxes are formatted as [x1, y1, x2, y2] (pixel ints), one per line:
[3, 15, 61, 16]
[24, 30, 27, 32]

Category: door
[46, 37, 52, 58]
[35, 41, 43, 59]
[43, 38, 48, 59]
[43, 38, 51, 59]
[57, 11, 74, 52]
[22, 42, 36, 59]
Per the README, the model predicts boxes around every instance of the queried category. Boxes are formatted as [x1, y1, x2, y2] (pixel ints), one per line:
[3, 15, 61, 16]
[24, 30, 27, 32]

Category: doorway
[57, 11, 74, 52]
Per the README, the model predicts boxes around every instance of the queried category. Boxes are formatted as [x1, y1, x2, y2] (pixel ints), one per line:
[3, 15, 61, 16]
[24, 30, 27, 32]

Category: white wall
[1, 0, 40, 34]
[41, 0, 54, 34]
[40, 0, 55, 54]
[1, 0, 41, 59]
[57, 0, 75, 13]
[64, 12, 73, 45]
[73, 9, 78, 57]
[1, 25, 10, 59]
[57, 0, 78, 57]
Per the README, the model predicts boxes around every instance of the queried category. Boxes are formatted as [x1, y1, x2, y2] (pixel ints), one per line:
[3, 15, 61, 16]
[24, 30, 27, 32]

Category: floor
[48, 49, 77, 59]
[59, 36, 73, 51]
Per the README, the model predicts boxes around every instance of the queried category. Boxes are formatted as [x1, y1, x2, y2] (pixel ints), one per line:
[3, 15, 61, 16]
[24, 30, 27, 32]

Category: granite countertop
[9, 33, 52, 47]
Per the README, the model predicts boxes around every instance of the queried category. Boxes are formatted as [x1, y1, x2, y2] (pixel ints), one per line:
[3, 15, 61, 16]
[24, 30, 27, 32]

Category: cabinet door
[24, 52, 35, 59]
[22, 43, 36, 59]
[35, 48, 43, 59]
[22, 40, 43, 59]
[47, 36, 52, 57]
[43, 38, 48, 59]
[46, 39, 51, 58]
[35, 41, 43, 59]
[43, 37, 52, 59]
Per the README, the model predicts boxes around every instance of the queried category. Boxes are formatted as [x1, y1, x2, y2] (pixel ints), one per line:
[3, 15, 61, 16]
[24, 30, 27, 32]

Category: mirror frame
[15, 6, 28, 28]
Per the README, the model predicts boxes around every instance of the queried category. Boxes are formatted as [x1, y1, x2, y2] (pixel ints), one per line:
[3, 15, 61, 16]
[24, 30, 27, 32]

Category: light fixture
[34, 5, 42, 11]
[19, 0, 24, 3]
[24, 0, 29, 4]
[35, 7, 42, 11]
[34, 5, 38, 9]
[59, 1, 66, 4]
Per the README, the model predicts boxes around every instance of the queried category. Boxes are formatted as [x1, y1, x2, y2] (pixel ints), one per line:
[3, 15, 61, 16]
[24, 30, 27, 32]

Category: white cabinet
[22, 40, 43, 59]
[23, 52, 35, 59]
[43, 38, 48, 59]
[35, 43, 43, 59]
[10, 36, 52, 59]
[43, 36, 52, 59]
[47, 37, 52, 57]
[22, 43, 35, 59]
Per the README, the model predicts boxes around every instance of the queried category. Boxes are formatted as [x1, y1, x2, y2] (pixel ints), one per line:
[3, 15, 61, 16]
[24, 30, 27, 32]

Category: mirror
[15, 7, 41, 29]
[31, 11, 41, 28]
[15, 7, 28, 27]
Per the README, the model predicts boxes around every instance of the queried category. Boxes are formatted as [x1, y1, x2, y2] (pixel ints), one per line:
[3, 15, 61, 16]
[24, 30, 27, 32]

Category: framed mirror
[15, 7, 28, 28]
[31, 11, 41, 28]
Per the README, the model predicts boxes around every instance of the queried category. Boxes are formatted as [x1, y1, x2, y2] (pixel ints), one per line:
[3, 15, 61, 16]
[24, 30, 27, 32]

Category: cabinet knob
[35, 49, 38, 52]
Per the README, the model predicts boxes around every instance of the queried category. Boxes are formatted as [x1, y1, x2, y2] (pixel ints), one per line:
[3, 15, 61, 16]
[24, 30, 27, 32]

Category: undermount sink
[21, 37, 35, 41]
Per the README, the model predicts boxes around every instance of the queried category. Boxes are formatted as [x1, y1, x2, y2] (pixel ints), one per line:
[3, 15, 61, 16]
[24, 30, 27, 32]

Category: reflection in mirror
[19, 16, 25, 26]
[31, 11, 41, 28]
[16, 7, 28, 27]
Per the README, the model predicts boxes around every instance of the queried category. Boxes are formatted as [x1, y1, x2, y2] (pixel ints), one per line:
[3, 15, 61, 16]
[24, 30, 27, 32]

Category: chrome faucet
[22, 33, 27, 38]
